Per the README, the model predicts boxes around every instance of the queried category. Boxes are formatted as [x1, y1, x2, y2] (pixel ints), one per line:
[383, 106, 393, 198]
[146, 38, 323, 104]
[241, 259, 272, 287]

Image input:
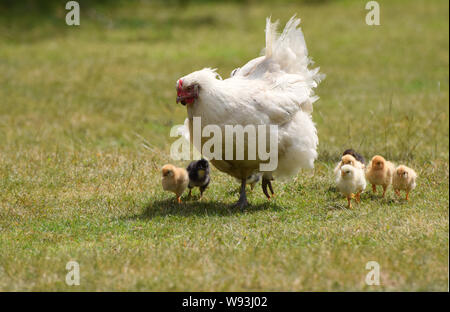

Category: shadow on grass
[130, 197, 280, 220]
[364, 193, 399, 205]
[325, 187, 402, 210]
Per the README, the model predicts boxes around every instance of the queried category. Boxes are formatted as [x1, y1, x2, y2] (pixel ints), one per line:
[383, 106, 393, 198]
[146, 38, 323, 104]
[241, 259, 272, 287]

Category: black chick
[343, 149, 365, 165]
[186, 158, 210, 199]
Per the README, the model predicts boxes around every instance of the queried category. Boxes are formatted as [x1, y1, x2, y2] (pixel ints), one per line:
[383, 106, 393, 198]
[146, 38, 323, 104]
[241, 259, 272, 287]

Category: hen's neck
[187, 78, 229, 124]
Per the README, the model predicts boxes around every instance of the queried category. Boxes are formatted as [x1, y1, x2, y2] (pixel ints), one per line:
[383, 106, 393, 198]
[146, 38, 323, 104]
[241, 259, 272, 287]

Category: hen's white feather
[177, 16, 323, 180]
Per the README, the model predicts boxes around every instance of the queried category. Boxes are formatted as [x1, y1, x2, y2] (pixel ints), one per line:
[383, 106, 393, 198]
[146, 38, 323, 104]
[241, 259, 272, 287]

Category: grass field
[0, 0, 448, 291]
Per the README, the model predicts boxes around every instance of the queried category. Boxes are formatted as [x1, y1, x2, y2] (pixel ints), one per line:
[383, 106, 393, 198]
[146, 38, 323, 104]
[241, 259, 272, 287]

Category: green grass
[0, 0, 448, 291]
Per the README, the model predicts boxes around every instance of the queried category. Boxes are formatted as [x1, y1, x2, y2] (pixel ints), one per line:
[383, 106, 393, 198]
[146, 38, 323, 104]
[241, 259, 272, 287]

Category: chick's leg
[382, 185, 387, 198]
[235, 179, 249, 208]
[405, 191, 409, 201]
[177, 196, 182, 204]
[199, 185, 207, 199]
[395, 189, 400, 197]
[346, 195, 352, 209]
[372, 184, 376, 194]
[355, 191, 362, 203]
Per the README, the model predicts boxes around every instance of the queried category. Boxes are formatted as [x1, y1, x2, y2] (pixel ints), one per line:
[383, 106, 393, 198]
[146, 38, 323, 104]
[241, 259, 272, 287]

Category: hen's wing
[230, 56, 265, 78]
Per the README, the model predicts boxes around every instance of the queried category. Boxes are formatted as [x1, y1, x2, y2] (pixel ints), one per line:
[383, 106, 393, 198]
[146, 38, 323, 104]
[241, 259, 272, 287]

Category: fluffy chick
[336, 164, 366, 208]
[334, 154, 365, 178]
[393, 165, 417, 201]
[161, 164, 189, 203]
[343, 148, 366, 165]
[366, 155, 395, 197]
[186, 158, 210, 199]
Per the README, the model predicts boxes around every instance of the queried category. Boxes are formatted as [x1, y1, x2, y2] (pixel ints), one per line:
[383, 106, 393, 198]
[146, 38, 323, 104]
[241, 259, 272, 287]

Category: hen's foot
[234, 196, 249, 209]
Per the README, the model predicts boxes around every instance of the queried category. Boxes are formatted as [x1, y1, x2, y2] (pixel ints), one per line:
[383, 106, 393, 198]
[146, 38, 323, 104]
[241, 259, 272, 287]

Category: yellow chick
[161, 164, 189, 204]
[336, 164, 366, 209]
[393, 165, 417, 201]
[365, 155, 395, 197]
[334, 154, 365, 178]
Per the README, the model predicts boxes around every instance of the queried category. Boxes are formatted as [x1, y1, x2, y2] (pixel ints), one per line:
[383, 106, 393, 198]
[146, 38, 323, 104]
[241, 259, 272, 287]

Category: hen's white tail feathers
[264, 16, 324, 84]
[265, 17, 278, 58]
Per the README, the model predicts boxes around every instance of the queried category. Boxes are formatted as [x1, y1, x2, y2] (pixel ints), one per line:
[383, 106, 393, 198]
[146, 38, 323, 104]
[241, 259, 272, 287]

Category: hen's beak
[176, 93, 187, 105]
[176, 84, 199, 106]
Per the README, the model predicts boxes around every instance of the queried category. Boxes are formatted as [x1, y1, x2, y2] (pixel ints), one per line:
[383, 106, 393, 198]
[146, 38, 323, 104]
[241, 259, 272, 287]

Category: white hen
[176, 16, 323, 207]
